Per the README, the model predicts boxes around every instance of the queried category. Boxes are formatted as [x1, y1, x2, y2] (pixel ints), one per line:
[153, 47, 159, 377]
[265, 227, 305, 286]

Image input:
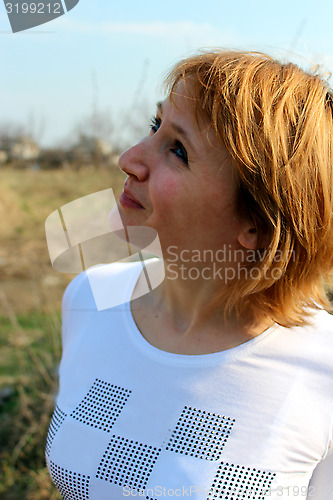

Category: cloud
[99, 21, 213, 36]
[55, 17, 236, 41]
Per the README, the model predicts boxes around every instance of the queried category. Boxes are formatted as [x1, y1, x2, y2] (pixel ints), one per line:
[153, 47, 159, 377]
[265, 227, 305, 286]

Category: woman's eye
[150, 116, 188, 166]
[150, 116, 161, 133]
[171, 141, 188, 165]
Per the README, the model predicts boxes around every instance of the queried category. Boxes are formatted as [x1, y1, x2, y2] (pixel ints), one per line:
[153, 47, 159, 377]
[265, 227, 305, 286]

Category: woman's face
[116, 82, 244, 258]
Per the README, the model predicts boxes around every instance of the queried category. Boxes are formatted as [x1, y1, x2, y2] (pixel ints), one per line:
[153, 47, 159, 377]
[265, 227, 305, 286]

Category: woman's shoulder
[300, 308, 333, 371]
[307, 308, 333, 335]
[62, 259, 148, 312]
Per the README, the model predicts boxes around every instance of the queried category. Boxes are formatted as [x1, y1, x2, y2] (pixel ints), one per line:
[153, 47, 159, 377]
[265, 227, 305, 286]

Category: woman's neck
[130, 259, 273, 354]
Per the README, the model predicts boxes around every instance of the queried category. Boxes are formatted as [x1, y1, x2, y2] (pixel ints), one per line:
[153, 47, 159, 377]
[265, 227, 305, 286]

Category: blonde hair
[165, 50, 333, 327]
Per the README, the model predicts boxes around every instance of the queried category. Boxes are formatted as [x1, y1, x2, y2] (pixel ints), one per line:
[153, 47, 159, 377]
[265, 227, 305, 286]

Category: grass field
[0, 166, 125, 499]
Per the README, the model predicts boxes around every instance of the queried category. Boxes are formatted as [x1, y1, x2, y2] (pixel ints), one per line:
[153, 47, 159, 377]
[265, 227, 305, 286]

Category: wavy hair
[165, 50, 333, 327]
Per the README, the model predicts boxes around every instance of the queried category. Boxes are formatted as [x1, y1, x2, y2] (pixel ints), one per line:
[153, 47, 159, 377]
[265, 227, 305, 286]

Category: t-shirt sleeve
[306, 410, 333, 500]
[61, 270, 96, 351]
[307, 452, 333, 499]
[60, 261, 140, 350]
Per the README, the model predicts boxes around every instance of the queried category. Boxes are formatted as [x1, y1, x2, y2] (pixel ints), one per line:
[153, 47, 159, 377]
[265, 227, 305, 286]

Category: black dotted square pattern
[166, 406, 235, 460]
[70, 379, 131, 432]
[49, 460, 90, 500]
[46, 405, 67, 456]
[207, 462, 276, 499]
[96, 435, 161, 490]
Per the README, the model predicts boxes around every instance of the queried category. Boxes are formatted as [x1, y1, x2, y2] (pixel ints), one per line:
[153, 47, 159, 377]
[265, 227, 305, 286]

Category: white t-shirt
[46, 260, 333, 500]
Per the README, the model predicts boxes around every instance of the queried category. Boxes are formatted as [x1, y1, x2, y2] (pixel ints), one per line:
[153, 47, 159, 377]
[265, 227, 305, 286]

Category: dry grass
[0, 166, 125, 314]
[0, 165, 125, 499]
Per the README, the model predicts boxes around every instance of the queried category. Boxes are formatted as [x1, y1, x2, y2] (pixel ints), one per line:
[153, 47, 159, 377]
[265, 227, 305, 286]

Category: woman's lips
[119, 191, 144, 209]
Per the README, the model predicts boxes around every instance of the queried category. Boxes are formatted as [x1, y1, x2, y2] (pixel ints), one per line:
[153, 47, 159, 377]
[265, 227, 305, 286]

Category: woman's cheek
[155, 175, 182, 203]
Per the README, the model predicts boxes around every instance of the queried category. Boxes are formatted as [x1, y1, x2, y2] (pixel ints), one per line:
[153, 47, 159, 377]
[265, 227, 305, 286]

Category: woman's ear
[237, 224, 259, 250]
[237, 222, 270, 250]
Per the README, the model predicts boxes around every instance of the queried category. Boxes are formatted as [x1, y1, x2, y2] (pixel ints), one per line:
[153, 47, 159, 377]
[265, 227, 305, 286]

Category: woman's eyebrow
[156, 101, 163, 113]
[156, 101, 197, 154]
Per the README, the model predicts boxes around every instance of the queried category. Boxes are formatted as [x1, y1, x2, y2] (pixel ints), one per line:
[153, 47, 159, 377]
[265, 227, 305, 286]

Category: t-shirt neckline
[123, 259, 279, 366]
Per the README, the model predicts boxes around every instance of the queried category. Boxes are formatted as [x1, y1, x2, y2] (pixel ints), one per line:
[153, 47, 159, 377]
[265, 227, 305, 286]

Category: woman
[46, 50, 333, 499]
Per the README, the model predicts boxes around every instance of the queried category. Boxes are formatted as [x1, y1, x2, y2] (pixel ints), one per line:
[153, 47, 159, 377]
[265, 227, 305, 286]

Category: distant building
[95, 138, 112, 156]
[69, 135, 113, 166]
[71, 136, 112, 157]
[11, 136, 40, 161]
[0, 150, 8, 164]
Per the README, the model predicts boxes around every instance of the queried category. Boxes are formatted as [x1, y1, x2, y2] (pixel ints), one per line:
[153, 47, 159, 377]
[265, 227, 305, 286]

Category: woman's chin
[108, 203, 125, 232]
[112, 202, 148, 229]
[107, 204, 162, 258]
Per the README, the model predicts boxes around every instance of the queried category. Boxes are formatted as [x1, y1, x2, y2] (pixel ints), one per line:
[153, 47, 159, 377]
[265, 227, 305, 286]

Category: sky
[1, 0, 333, 148]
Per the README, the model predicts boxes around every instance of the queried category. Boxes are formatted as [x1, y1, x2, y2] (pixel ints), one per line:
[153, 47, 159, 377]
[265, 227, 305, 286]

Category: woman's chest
[46, 353, 330, 500]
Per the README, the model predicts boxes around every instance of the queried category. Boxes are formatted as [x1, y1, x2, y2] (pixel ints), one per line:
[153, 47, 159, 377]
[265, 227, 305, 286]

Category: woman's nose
[118, 140, 150, 182]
